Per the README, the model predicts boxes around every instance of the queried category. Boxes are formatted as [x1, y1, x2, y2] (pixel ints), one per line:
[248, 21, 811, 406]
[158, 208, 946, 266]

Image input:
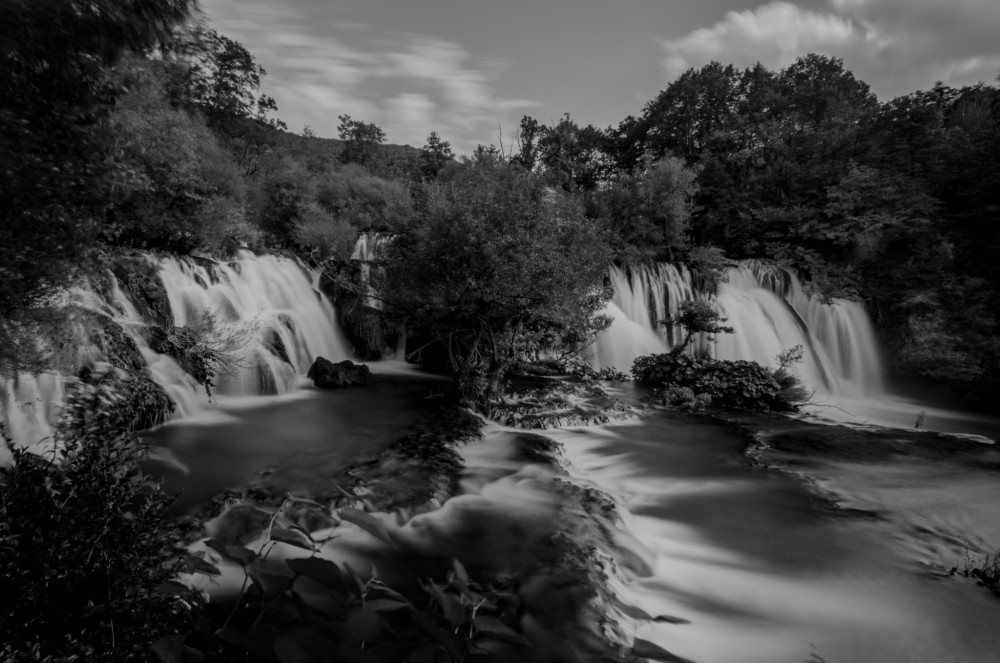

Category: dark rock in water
[307, 357, 372, 388]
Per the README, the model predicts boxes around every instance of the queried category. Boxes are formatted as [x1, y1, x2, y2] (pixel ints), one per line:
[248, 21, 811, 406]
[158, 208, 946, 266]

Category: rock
[306, 357, 372, 388]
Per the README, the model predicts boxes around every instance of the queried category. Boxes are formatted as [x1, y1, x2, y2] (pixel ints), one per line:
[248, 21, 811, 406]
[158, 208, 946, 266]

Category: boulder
[306, 357, 372, 388]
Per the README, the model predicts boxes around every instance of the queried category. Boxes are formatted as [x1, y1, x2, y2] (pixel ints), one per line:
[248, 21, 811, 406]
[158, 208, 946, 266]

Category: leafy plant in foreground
[0, 370, 198, 662]
[177, 499, 531, 663]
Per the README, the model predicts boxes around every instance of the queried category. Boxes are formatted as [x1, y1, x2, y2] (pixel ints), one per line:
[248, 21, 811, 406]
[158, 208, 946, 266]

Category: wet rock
[510, 433, 564, 467]
[492, 380, 634, 429]
[306, 357, 372, 388]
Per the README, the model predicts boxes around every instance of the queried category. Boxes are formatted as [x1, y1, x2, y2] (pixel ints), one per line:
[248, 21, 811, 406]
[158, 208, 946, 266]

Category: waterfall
[1, 251, 350, 457]
[593, 262, 884, 398]
[157, 251, 350, 399]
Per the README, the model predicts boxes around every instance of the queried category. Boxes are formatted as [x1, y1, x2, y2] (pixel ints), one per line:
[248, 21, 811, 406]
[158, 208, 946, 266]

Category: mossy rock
[108, 255, 173, 328]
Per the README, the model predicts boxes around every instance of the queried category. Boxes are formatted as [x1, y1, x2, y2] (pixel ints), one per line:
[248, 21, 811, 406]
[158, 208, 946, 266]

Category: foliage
[178, 22, 287, 174]
[337, 115, 387, 167]
[658, 384, 713, 412]
[105, 56, 248, 252]
[421, 131, 455, 179]
[291, 202, 357, 261]
[314, 164, 413, 232]
[170, 499, 531, 663]
[0, 369, 195, 662]
[1, 0, 193, 368]
[661, 300, 734, 358]
[632, 353, 799, 411]
[586, 154, 700, 262]
[379, 163, 612, 407]
[148, 312, 249, 397]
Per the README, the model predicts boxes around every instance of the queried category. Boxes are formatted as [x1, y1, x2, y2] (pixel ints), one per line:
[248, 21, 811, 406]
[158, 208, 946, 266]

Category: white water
[5, 247, 995, 661]
[0, 251, 349, 458]
[548, 410, 1000, 663]
[590, 263, 980, 432]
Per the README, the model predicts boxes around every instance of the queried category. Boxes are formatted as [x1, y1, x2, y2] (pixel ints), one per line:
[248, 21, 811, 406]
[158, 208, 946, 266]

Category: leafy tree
[337, 114, 387, 166]
[1, 0, 194, 374]
[661, 300, 734, 357]
[512, 115, 543, 171]
[180, 25, 287, 175]
[105, 56, 247, 251]
[420, 131, 455, 179]
[379, 164, 612, 406]
[315, 164, 413, 232]
[536, 114, 610, 191]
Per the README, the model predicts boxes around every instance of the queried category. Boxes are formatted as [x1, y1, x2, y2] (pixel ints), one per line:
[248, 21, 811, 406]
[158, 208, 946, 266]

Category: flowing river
[3, 250, 1000, 662]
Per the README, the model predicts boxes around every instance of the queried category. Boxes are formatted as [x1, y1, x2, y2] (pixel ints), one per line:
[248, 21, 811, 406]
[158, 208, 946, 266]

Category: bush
[632, 352, 800, 411]
[0, 369, 196, 662]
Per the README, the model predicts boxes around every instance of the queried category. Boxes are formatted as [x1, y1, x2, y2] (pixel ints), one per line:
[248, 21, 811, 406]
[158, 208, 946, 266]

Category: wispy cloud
[203, 0, 537, 153]
[661, 0, 1000, 99]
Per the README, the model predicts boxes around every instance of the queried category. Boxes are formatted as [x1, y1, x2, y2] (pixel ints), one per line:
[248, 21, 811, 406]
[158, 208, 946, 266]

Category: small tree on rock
[663, 300, 734, 357]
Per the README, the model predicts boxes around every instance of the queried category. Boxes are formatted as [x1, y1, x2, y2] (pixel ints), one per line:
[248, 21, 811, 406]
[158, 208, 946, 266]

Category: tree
[337, 114, 386, 166]
[512, 115, 543, 171]
[180, 25, 287, 174]
[536, 114, 611, 190]
[662, 300, 734, 357]
[636, 155, 699, 258]
[380, 165, 612, 406]
[1, 0, 194, 375]
[420, 131, 455, 179]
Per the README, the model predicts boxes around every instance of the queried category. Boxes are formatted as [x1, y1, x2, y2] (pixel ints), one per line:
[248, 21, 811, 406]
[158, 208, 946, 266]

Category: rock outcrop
[306, 357, 372, 388]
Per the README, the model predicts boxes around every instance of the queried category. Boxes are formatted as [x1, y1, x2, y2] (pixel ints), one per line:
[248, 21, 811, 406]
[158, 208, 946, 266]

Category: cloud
[661, 0, 1000, 99]
[202, 0, 537, 153]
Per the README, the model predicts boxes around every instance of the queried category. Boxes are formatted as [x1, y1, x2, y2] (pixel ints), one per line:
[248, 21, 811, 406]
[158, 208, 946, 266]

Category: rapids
[4, 250, 1000, 662]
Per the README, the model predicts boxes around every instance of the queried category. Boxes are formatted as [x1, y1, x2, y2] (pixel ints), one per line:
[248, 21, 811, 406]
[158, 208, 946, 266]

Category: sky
[201, 0, 1000, 155]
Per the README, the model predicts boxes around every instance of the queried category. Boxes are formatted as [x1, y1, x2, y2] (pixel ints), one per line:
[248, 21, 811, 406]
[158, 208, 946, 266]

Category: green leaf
[339, 507, 395, 547]
[287, 556, 348, 592]
[408, 609, 464, 659]
[424, 581, 467, 628]
[451, 558, 469, 585]
[205, 539, 257, 566]
[271, 526, 316, 551]
[364, 598, 411, 612]
[259, 571, 294, 597]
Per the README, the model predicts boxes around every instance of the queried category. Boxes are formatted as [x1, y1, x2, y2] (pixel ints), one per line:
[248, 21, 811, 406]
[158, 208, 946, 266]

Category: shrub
[0, 369, 197, 662]
[632, 353, 799, 411]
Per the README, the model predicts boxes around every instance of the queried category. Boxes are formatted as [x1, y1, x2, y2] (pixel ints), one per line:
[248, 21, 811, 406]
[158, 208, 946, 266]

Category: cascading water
[0, 251, 350, 458]
[594, 262, 884, 399]
[157, 251, 350, 399]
